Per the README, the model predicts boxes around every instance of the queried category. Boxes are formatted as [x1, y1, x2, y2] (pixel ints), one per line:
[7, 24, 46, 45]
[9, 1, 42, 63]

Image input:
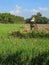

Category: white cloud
[10, 5, 32, 18]
[31, 7, 49, 14]
[9, 5, 49, 18]
[16, 5, 21, 9]
[38, 7, 49, 11]
[10, 5, 22, 15]
[10, 9, 21, 15]
[31, 9, 40, 14]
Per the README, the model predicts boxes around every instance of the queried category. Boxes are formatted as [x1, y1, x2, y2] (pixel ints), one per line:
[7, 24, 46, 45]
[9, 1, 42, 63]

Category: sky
[0, 0, 49, 18]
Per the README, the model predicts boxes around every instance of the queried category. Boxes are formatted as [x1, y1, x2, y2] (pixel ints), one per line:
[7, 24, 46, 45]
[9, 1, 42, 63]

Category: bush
[10, 30, 49, 38]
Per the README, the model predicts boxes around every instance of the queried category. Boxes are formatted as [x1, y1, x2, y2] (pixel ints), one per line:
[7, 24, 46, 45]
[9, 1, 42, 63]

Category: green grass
[0, 24, 22, 37]
[0, 24, 49, 65]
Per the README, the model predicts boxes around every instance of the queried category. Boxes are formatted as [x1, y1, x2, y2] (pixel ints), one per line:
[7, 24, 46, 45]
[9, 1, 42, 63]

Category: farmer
[30, 17, 35, 30]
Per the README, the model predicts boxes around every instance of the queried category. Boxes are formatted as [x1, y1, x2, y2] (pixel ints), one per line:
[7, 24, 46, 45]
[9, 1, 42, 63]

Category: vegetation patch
[10, 30, 49, 38]
[0, 38, 49, 65]
[0, 24, 49, 65]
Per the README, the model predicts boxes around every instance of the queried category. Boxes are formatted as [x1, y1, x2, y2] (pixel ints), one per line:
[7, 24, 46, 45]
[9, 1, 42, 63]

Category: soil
[22, 24, 49, 32]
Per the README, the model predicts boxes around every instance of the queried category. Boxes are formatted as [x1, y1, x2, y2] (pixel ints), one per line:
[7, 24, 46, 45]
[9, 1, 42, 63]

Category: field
[23, 24, 49, 32]
[0, 24, 49, 65]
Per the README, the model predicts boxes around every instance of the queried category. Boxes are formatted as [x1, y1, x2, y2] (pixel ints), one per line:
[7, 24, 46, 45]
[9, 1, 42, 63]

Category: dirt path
[36, 24, 49, 32]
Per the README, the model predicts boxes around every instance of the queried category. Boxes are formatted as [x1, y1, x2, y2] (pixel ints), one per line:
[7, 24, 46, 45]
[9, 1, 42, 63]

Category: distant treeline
[0, 12, 49, 24]
[0, 13, 24, 23]
[26, 12, 49, 24]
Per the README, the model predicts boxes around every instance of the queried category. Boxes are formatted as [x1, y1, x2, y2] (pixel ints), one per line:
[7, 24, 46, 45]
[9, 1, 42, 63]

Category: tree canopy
[0, 13, 24, 24]
[26, 12, 49, 24]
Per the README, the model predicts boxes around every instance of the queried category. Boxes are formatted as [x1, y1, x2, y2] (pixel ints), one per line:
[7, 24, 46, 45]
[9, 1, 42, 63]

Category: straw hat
[31, 17, 35, 22]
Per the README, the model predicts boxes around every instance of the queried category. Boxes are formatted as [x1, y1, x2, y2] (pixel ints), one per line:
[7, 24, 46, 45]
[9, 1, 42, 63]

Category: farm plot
[0, 24, 49, 65]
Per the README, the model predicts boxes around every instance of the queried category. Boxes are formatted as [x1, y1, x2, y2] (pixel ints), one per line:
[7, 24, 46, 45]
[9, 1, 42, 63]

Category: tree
[36, 12, 42, 17]
[0, 13, 24, 24]
[25, 18, 31, 23]
[30, 12, 48, 24]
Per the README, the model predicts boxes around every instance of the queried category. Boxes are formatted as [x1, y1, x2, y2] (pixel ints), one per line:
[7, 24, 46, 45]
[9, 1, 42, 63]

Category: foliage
[25, 18, 31, 23]
[0, 37, 49, 65]
[11, 30, 49, 38]
[25, 12, 49, 24]
[0, 24, 49, 65]
[0, 13, 24, 23]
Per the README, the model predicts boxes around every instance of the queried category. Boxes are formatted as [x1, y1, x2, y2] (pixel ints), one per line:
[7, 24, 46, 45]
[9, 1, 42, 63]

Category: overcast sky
[0, 0, 49, 18]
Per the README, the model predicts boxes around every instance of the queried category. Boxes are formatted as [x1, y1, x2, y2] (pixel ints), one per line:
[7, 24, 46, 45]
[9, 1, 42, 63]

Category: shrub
[10, 30, 49, 38]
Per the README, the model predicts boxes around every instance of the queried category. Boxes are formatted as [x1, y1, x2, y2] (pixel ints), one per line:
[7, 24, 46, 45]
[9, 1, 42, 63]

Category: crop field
[23, 24, 49, 32]
[0, 24, 49, 65]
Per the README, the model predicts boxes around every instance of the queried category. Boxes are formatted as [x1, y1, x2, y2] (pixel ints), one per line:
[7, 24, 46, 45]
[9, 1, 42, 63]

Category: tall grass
[0, 24, 22, 38]
[0, 38, 49, 65]
[0, 24, 49, 65]
[11, 30, 49, 38]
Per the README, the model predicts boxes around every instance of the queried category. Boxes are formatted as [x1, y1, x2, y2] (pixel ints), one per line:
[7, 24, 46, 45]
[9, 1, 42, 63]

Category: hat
[31, 17, 35, 22]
